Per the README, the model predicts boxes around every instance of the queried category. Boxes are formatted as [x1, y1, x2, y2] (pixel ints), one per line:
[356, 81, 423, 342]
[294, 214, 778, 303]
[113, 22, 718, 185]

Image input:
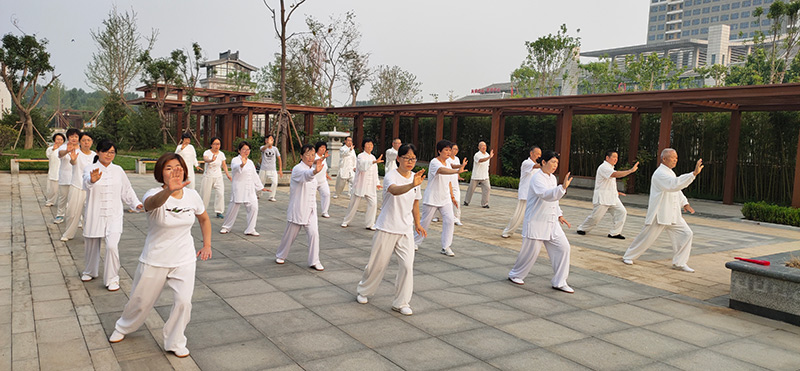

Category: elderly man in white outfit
[414, 140, 467, 257]
[220, 142, 266, 236]
[622, 148, 704, 272]
[55, 128, 81, 223]
[259, 134, 282, 201]
[341, 138, 382, 229]
[314, 141, 332, 218]
[200, 137, 232, 219]
[577, 151, 639, 239]
[384, 138, 401, 174]
[464, 141, 494, 208]
[276, 144, 326, 271]
[334, 136, 357, 199]
[175, 133, 201, 190]
[45, 133, 65, 206]
[502, 146, 541, 238]
[508, 150, 575, 293]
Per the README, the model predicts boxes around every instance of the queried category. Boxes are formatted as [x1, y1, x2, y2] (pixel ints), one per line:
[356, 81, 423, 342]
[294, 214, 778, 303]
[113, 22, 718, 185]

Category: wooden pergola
[328, 83, 800, 207]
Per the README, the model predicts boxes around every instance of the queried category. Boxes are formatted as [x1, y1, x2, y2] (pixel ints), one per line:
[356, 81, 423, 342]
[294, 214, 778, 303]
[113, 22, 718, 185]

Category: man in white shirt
[464, 141, 494, 208]
[577, 150, 639, 239]
[259, 134, 282, 201]
[334, 136, 357, 199]
[384, 138, 401, 174]
[502, 146, 541, 238]
[622, 148, 704, 272]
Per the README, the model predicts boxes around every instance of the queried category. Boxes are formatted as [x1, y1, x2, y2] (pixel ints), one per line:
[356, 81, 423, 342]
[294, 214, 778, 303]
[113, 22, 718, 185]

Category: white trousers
[335, 176, 354, 197]
[62, 186, 86, 239]
[221, 201, 258, 234]
[317, 181, 331, 215]
[200, 175, 225, 214]
[502, 200, 527, 237]
[83, 233, 122, 287]
[414, 203, 454, 249]
[342, 193, 377, 228]
[623, 219, 693, 266]
[509, 234, 571, 288]
[115, 262, 195, 353]
[465, 178, 491, 206]
[186, 170, 196, 190]
[56, 184, 70, 218]
[578, 199, 627, 236]
[357, 231, 415, 309]
[46, 179, 58, 204]
[276, 211, 321, 266]
[452, 187, 462, 222]
[259, 170, 279, 199]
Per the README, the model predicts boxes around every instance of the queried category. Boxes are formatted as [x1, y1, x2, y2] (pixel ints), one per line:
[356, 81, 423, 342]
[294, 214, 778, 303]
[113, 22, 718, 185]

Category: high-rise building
[647, 0, 776, 43]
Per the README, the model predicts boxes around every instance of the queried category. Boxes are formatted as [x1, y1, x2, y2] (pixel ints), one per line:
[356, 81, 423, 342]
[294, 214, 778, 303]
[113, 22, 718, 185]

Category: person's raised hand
[562, 172, 573, 189]
[376, 154, 384, 164]
[693, 159, 704, 176]
[558, 216, 571, 228]
[413, 169, 426, 187]
[69, 150, 79, 161]
[167, 166, 190, 192]
[89, 168, 102, 183]
[631, 161, 640, 172]
[315, 158, 325, 173]
[459, 159, 468, 173]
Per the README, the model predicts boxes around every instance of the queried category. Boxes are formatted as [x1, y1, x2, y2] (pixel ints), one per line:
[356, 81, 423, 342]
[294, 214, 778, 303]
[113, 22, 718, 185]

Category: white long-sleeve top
[286, 162, 318, 225]
[352, 152, 379, 197]
[175, 144, 199, 169]
[338, 145, 357, 178]
[82, 162, 142, 238]
[229, 156, 262, 203]
[46, 145, 60, 181]
[57, 144, 74, 185]
[385, 147, 398, 174]
[71, 150, 96, 189]
[314, 154, 329, 185]
[522, 170, 566, 240]
[517, 158, 537, 200]
[645, 164, 695, 225]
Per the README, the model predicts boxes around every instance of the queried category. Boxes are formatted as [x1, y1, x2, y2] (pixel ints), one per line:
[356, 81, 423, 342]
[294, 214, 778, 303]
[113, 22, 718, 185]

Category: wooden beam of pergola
[681, 100, 740, 110]
[577, 104, 637, 113]
[511, 106, 563, 114]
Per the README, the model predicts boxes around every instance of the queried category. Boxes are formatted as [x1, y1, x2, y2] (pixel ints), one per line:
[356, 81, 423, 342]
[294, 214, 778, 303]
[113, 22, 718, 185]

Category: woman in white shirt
[356, 144, 426, 316]
[61, 132, 96, 241]
[275, 144, 326, 270]
[175, 133, 201, 190]
[341, 138, 383, 229]
[220, 141, 265, 236]
[45, 133, 65, 206]
[314, 141, 332, 218]
[200, 137, 232, 219]
[81, 140, 143, 291]
[109, 152, 212, 358]
[508, 150, 575, 293]
[55, 128, 81, 223]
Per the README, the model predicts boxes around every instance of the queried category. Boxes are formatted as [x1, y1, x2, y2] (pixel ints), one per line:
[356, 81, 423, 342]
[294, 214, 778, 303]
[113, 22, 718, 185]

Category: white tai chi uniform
[503, 159, 538, 237]
[335, 145, 357, 197]
[465, 151, 491, 206]
[315, 154, 331, 216]
[357, 169, 422, 309]
[221, 156, 262, 234]
[175, 144, 199, 190]
[623, 164, 696, 266]
[276, 162, 322, 266]
[81, 162, 142, 287]
[258, 146, 281, 199]
[509, 170, 571, 288]
[56, 143, 74, 219]
[200, 150, 226, 215]
[62, 150, 95, 240]
[385, 147, 398, 174]
[45, 145, 61, 205]
[114, 186, 205, 355]
[578, 161, 627, 236]
[414, 158, 455, 250]
[342, 152, 379, 228]
[447, 156, 462, 223]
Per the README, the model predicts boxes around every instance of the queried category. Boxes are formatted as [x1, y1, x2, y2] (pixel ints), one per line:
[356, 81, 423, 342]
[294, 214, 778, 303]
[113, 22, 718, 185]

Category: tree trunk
[22, 111, 34, 149]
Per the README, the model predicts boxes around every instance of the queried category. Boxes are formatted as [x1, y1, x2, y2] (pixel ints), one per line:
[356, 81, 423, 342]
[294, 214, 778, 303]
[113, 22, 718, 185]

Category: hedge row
[742, 201, 800, 227]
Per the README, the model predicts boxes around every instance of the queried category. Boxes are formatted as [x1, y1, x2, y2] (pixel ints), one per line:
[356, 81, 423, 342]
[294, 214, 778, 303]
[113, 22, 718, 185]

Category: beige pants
[259, 170, 279, 199]
[415, 203, 454, 249]
[577, 199, 627, 236]
[502, 200, 527, 237]
[342, 193, 377, 228]
[623, 218, 693, 266]
[509, 232, 571, 288]
[221, 201, 258, 234]
[357, 230, 415, 309]
[465, 178, 491, 206]
[276, 211, 321, 267]
[115, 262, 196, 354]
[200, 175, 225, 214]
[46, 179, 58, 205]
[56, 184, 70, 218]
[334, 175, 354, 198]
[62, 186, 86, 239]
[83, 232, 122, 287]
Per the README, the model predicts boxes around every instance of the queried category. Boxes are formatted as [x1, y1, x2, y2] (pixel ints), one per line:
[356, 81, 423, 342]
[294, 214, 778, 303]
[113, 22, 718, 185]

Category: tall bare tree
[85, 6, 157, 103]
[0, 33, 59, 149]
[369, 65, 422, 105]
[174, 43, 203, 138]
[342, 49, 370, 106]
[138, 50, 180, 145]
[303, 12, 361, 107]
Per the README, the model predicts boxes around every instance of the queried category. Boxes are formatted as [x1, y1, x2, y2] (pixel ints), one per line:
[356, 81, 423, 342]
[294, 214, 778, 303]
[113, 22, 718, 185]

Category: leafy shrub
[117, 108, 162, 150]
[742, 201, 800, 227]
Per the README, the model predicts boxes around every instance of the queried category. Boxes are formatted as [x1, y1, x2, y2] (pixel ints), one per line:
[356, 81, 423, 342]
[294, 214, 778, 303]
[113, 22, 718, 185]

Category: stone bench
[725, 251, 800, 326]
[10, 158, 48, 175]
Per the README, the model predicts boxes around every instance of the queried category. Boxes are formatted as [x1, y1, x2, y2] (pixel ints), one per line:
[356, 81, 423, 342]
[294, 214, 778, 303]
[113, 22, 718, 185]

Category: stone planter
[725, 251, 800, 326]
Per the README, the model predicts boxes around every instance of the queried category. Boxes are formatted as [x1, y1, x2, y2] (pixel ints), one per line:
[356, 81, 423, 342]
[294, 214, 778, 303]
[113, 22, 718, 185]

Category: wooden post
[392, 112, 400, 142]
[176, 111, 184, 140]
[793, 125, 800, 207]
[628, 111, 641, 194]
[265, 113, 271, 136]
[723, 110, 742, 205]
[658, 102, 673, 164]
[202, 115, 209, 147]
[225, 109, 234, 151]
[247, 108, 253, 138]
[450, 116, 458, 143]
[379, 116, 387, 153]
[556, 106, 573, 178]
[489, 109, 502, 175]
[304, 114, 314, 144]
[355, 114, 364, 147]
[435, 111, 444, 143]
[412, 116, 419, 148]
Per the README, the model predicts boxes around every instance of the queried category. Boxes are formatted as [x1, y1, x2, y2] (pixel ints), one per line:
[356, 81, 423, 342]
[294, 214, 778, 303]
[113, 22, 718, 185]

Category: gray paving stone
[195, 267, 260, 283]
[417, 286, 495, 308]
[430, 270, 497, 286]
[411, 273, 454, 292]
[156, 298, 240, 324]
[375, 337, 480, 370]
[38, 339, 93, 370]
[468, 281, 534, 301]
[33, 298, 75, 319]
[11, 332, 37, 361]
[550, 337, 653, 370]
[184, 317, 263, 349]
[599, 327, 699, 359]
[439, 326, 537, 360]
[225, 291, 304, 316]
[189, 337, 294, 370]
[89, 292, 129, 314]
[589, 302, 673, 326]
[265, 274, 332, 291]
[30, 283, 70, 302]
[300, 349, 402, 371]
[117, 354, 174, 370]
[247, 308, 333, 337]
[285, 285, 354, 307]
[11, 310, 33, 334]
[11, 358, 39, 371]
[665, 349, 767, 371]
[537, 288, 621, 309]
[35, 316, 83, 343]
[547, 309, 632, 335]
[710, 338, 800, 370]
[400, 308, 485, 336]
[681, 312, 775, 337]
[635, 363, 683, 371]
[205, 278, 277, 298]
[444, 361, 500, 371]
[340, 317, 429, 348]
[644, 319, 738, 347]
[748, 329, 800, 353]
[503, 293, 580, 317]
[271, 326, 366, 362]
[452, 301, 533, 326]
[308, 301, 393, 326]
[497, 318, 588, 347]
[487, 348, 589, 371]
[88, 348, 122, 371]
[631, 297, 708, 317]
[108, 329, 165, 362]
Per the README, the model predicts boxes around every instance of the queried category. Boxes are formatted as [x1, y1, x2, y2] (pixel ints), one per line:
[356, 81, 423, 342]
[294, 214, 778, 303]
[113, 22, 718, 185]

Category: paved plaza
[3, 172, 800, 370]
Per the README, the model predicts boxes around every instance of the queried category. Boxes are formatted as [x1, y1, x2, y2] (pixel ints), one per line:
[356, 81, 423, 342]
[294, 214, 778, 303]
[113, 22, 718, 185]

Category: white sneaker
[275, 258, 285, 264]
[53, 216, 64, 224]
[392, 306, 413, 316]
[109, 330, 125, 343]
[171, 347, 190, 358]
[552, 284, 575, 294]
[321, 213, 330, 218]
[310, 263, 324, 271]
[501, 234, 510, 238]
[81, 274, 93, 282]
[432, 217, 439, 222]
[45, 202, 54, 207]
[622, 258, 634, 265]
[269, 198, 277, 202]
[107, 281, 120, 291]
[672, 264, 695, 273]
[367, 226, 376, 231]
[414, 245, 419, 251]
[341, 223, 348, 228]
[441, 247, 455, 257]
[508, 277, 524, 285]
[245, 231, 260, 236]
[60, 236, 69, 242]
[219, 228, 229, 234]
[454, 221, 463, 226]
[332, 195, 338, 199]
[356, 294, 368, 304]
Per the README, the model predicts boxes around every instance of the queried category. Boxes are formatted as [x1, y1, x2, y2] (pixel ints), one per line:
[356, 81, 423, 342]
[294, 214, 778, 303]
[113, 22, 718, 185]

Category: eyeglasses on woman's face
[399, 156, 417, 162]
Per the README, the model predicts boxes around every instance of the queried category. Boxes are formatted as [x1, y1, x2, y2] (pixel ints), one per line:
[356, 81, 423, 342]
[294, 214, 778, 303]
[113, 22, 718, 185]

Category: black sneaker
[608, 234, 626, 240]
[576, 230, 586, 235]
[482, 205, 490, 209]
[463, 201, 469, 206]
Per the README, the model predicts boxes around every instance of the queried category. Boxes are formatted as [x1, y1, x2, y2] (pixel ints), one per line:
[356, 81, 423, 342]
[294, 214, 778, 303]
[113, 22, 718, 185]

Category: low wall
[570, 175, 627, 193]
[725, 251, 800, 326]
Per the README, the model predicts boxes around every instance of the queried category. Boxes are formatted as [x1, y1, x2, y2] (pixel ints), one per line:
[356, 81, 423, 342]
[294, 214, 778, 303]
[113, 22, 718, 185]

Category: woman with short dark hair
[200, 137, 231, 219]
[220, 141, 265, 235]
[175, 133, 201, 189]
[61, 132, 95, 241]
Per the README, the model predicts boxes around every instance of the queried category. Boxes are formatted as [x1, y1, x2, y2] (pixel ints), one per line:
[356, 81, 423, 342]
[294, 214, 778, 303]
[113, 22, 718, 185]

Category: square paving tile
[600, 327, 699, 359]
[547, 310, 631, 335]
[497, 318, 587, 347]
[665, 349, 765, 371]
[468, 281, 533, 301]
[416, 287, 494, 308]
[589, 302, 672, 326]
[550, 337, 653, 370]
[644, 319, 738, 347]
[503, 294, 579, 317]
[487, 348, 589, 371]
[748, 329, 800, 353]
[285, 286, 354, 307]
[184, 317, 263, 349]
[681, 312, 775, 337]
[271, 326, 365, 362]
[710, 338, 800, 370]
[453, 301, 534, 327]
[156, 298, 240, 323]
[439, 326, 537, 360]
[300, 349, 402, 371]
[340, 317, 429, 348]
[308, 301, 393, 326]
[247, 308, 332, 337]
[375, 337, 479, 370]
[225, 291, 304, 316]
[190, 337, 294, 370]
[399, 308, 485, 336]
[205, 279, 277, 298]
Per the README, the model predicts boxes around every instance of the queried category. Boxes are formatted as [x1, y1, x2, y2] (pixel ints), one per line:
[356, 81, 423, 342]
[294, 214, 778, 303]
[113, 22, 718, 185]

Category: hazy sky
[2, 0, 648, 105]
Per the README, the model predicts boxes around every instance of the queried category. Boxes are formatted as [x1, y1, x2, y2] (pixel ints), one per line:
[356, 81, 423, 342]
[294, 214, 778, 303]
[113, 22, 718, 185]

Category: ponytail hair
[93, 139, 116, 163]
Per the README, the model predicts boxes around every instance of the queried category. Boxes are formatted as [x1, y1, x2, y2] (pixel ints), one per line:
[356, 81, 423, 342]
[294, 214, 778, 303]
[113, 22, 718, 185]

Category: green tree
[0, 33, 59, 149]
[623, 53, 685, 91]
[302, 12, 363, 107]
[752, 0, 800, 84]
[94, 92, 127, 141]
[511, 24, 580, 97]
[174, 42, 203, 138]
[138, 49, 180, 144]
[117, 107, 162, 150]
[342, 49, 370, 106]
[726, 48, 773, 86]
[256, 54, 318, 105]
[694, 63, 729, 87]
[226, 70, 256, 92]
[578, 57, 622, 94]
[369, 65, 422, 105]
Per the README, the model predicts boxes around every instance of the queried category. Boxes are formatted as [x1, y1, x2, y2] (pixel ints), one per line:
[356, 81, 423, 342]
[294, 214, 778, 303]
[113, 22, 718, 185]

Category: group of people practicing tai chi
[44, 128, 704, 358]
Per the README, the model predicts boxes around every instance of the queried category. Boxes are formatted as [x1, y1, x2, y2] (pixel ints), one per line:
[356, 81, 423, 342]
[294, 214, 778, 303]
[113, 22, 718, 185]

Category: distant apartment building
[199, 50, 258, 91]
[0, 83, 11, 119]
[647, 0, 777, 43]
